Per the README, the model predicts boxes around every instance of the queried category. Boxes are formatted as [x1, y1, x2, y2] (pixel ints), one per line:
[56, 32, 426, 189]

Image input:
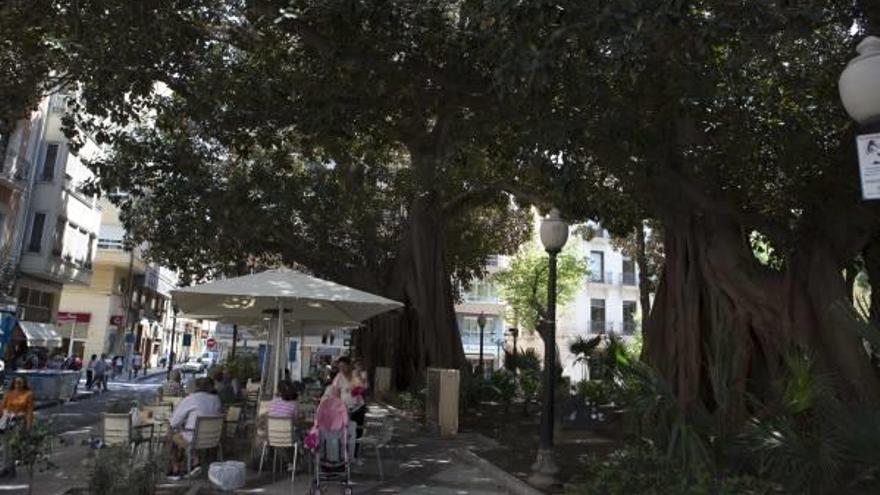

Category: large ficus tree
[532, 0, 880, 416]
[3, 0, 581, 388]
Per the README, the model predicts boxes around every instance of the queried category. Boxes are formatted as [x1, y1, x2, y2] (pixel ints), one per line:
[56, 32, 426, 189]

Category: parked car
[199, 351, 219, 368]
[181, 357, 205, 374]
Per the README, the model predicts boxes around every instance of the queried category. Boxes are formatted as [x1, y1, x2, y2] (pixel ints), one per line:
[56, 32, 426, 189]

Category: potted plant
[8, 420, 57, 495]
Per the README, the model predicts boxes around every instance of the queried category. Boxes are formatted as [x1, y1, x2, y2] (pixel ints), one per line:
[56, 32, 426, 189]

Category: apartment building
[0, 93, 103, 363]
[459, 220, 646, 383]
[455, 255, 508, 373]
[59, 197, 178, 363]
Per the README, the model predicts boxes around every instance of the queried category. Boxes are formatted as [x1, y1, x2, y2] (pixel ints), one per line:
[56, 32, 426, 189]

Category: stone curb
[452, 447, 545, 495]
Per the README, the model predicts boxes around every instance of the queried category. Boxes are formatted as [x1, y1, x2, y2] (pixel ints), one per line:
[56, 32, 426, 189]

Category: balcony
[589, 271, 617, 285]
[0, 153, 30, 192]
[589, 320, 640, 336]
[48, 93, 68, 113]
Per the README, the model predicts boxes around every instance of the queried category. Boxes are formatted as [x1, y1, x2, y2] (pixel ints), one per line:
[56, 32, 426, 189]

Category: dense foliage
[492, 242, 587, 336]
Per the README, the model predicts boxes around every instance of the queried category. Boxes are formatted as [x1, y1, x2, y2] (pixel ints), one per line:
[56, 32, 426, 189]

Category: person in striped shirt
[267, 380, 300, 419]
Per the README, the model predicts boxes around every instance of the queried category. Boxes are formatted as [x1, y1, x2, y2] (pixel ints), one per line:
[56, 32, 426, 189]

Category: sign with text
[858, 133, 880, 199]
[57, 312, 91, 323]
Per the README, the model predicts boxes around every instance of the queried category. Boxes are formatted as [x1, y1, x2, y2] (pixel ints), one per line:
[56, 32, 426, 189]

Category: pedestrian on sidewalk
[86, 354, 97, 390]
[112, 355, 123, 379]
[131, 353, 142, 379]
[94, 354, 109, 392]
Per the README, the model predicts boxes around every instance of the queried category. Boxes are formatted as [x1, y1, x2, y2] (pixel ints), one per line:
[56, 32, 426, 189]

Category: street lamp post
[840, 36, 880, 197]
[840, 36, 880, 129]
[166, 304, 178, 379]
[529, 208, 568, 489]
[509, 327, 519, 370]
[477, 312, 487, 377]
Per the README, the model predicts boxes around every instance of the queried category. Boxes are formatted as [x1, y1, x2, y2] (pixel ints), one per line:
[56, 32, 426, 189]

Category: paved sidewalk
[0, 403, 515, 495]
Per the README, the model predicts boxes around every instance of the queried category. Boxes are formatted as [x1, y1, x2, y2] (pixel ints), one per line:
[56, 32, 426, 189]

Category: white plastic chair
[186, 415, 224, 481]
[140, 404, 172, 447]
[102, 413, 153, 459]
[259, 416, 299, 483]
[224, 406, 243, 438]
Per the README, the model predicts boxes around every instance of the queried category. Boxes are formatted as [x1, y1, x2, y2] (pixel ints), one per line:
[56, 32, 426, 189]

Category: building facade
[455, 255, 508, 373]
[458, 220, 646, 383]
[0, 93, 102, 361]
[59, 197, 179, 364]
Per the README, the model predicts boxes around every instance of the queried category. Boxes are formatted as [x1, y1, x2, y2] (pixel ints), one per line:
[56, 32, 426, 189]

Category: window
[461, 315, 495, 346]
[623, 301, 637, 334]
[622, 257, 636, 285]
[590, 299, 606, 333]
[28, 213, 46, 252]
[589, 251, 605, 283]
[41, 144, 59, 181]
[18, 287, 54, 323]
[52, 216, 66, 256]
[466, 279, 498, 302]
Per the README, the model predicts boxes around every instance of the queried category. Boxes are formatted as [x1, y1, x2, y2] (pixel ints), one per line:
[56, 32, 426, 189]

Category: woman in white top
[325, 357, 367, 459]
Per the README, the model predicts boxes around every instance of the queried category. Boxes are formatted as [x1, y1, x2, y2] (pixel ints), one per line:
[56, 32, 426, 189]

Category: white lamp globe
[539, 208, 569, 253]
[839, 36, 880, 126]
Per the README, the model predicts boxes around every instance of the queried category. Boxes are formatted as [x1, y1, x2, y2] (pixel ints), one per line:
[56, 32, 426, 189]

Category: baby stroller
[308, 393, 355, 495]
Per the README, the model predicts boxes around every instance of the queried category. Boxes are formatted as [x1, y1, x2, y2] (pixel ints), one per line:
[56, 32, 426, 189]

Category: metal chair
[102, 413, 153, 459]
[259, 416, 299, 483]
[141, 404, 172, 447]
[186, 415, 224, 481]
[357, 419, 394, 480]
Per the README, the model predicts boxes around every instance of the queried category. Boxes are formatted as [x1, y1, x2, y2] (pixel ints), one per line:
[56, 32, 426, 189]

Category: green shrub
[8, 420, 56, 495]
[223, 352, 260, 383]
[88, 447, 166, 495]
[569, 444, 776, 495]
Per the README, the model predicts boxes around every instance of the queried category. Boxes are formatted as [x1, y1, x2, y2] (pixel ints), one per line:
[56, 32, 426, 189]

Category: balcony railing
[589, 321, 641, 336]
[98, 238, 127, 250]
[49, 93, 68, 113]
[589, 271, 617, 284]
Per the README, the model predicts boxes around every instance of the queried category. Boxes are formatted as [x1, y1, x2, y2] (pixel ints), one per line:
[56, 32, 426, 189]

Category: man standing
[131, 353, 142, 379]
[166, 378, 222, 480]
[85, 355, 97, 390]
[93, 354, 108, 392]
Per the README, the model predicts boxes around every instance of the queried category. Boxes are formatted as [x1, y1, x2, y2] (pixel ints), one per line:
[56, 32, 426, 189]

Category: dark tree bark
[644, 208, 880, 417]
[355, 141, 468, 390]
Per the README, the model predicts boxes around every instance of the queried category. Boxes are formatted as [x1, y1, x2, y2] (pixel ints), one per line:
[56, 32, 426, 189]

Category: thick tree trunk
[356, 196, 467, 391]
[644, 211, 880, 417]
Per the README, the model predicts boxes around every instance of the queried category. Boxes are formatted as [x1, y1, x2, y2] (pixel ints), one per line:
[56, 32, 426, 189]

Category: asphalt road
[35, 370, 201, 433]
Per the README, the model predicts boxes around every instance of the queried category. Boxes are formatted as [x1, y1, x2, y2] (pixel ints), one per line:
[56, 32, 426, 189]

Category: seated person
[267, 380, 300, 420]
[212, 369, 237, 405]
[166, 377, 223, 480]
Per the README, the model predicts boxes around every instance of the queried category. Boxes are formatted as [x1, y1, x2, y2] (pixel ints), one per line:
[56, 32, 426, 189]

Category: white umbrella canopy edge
[171, 268, 403, 321]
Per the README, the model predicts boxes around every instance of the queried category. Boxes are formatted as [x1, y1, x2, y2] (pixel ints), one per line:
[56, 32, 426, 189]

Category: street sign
[57, 312, 91, 323]
[206, 337, 216, 349]
[182, 334, 192, 347]
[857, 132, 880, 199]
